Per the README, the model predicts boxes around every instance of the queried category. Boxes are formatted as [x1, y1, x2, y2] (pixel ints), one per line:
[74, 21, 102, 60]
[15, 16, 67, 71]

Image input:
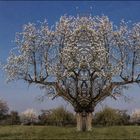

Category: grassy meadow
[0, 125, 140, 139]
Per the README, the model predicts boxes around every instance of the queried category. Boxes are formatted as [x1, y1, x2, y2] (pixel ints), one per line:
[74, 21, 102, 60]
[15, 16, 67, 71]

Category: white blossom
[20, 108, 38, 124]
[130, 109, 140, 123]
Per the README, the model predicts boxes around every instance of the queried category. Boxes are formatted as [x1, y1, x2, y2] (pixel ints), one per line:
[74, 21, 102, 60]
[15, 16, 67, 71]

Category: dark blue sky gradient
[0, 1, 140, 114]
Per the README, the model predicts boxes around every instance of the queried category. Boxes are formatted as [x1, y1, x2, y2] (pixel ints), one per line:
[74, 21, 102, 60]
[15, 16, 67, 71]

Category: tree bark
[76, 112, 93, 131]
[86, 113, 92, 131]
[76, 113, 82, 131]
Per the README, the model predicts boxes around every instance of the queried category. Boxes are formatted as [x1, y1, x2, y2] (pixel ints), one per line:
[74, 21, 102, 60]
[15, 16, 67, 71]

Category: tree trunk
[76, 112, 93, 131]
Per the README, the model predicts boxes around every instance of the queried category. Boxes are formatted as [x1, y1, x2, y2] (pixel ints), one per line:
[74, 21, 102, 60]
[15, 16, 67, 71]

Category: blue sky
[0, 1, 140, 114]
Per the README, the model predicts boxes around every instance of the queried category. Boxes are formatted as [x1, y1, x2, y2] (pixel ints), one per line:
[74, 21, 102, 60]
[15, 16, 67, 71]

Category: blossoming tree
[20, 108, 38, 125]
[4, 15, 140, 131]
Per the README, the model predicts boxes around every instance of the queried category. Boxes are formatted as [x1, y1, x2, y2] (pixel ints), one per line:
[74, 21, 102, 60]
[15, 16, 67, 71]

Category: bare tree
[4, 15, 140, 131]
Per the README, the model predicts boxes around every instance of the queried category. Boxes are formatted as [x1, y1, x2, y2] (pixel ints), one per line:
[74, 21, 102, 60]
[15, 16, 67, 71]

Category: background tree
[38, 109, 51, 125]
[0, 99, 9, 121]
[94, 107, 130, 126]
[3, 111, 20, 125]
[4, 15, 140, 131]
[130, 109, 140, 125]
[39, 106, 75, 126]
[20, 108, 38, 125]
[9, 111, 20, 125]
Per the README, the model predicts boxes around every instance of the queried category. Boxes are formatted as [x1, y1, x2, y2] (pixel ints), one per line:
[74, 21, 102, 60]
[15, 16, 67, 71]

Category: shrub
[94, 107, 130, 126]
[38, 106, 76, 126]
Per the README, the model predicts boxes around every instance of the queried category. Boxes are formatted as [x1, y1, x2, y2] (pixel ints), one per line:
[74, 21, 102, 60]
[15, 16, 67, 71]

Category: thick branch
[93, 83, 115, 104]
[55, 83, 75, 105]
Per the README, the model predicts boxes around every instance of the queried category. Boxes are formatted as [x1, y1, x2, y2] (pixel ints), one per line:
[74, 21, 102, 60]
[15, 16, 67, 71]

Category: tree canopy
[4, 15, 140, 112]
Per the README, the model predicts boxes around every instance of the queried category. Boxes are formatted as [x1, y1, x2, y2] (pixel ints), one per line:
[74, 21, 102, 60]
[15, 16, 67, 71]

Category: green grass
[0, 125, 140, 139]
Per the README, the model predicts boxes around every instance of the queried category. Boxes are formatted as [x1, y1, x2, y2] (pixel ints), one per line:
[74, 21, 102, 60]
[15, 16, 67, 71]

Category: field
[0, 125, 140, 139]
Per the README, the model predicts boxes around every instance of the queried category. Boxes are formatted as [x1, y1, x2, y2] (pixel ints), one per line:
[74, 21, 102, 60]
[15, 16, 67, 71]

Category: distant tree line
[0, 99, 140, 126]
